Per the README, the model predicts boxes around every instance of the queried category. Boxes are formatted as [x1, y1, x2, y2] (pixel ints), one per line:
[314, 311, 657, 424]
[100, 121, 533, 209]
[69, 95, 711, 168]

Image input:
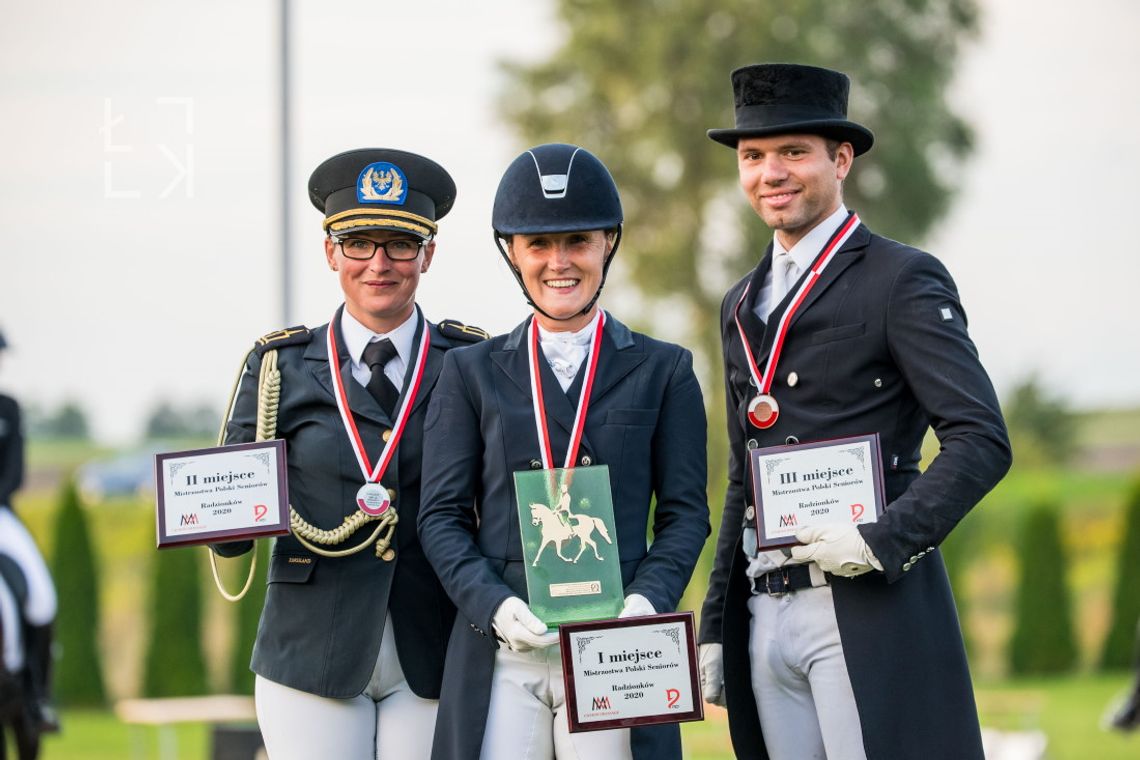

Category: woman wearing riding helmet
[418, 143, 710, 760]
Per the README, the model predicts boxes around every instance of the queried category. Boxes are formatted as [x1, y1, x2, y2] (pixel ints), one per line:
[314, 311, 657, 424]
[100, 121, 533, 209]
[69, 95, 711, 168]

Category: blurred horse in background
[0, 554, 40, 760]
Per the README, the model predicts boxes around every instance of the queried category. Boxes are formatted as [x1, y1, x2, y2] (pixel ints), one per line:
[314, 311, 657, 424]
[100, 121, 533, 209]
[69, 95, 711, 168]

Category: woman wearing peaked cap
[211, 148, 487, 759]
[418, 144, 710, 760]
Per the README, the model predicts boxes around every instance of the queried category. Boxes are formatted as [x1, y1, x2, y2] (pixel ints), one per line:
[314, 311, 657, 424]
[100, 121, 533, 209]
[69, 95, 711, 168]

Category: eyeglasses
[333, 236, 426, 261]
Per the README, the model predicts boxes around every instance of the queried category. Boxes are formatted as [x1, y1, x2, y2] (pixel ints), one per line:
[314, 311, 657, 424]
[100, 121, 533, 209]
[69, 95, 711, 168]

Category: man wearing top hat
[211, 149, 486, 759]
[697, 64, 1010, 760]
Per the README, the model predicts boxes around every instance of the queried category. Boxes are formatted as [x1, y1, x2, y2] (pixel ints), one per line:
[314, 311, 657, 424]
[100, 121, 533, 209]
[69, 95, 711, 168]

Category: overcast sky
[1, 0, 1136, 444]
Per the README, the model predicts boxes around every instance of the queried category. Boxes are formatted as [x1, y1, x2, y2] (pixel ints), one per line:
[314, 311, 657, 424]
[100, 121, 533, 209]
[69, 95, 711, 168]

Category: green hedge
[1009, 504, 1077, 674]
[1100, 476, 1140, 670]
[50, 478, 106, 706]
[141, 547, 208, 697]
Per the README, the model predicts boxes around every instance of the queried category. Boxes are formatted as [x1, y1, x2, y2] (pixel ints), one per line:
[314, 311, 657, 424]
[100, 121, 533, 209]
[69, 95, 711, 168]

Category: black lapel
[783, 223, 870, 335]
[736, 250, 773, 364]
[304, 305, 394, 428]
[754, 219, 869, 363]
[587, 314, 646, 403]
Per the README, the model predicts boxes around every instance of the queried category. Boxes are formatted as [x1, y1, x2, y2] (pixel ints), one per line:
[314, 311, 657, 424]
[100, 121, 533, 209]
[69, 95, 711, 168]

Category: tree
[1009, 504, 1077, 675]
[50, 478, 106, 705]
[26, 400, 91, 440]
[501, 0, 980, 566]
[1100, 478, 1140, 670]
[227, 540, 269, 694]
[1003, 375, 1077, 465]
[142, 547, 208, 696]
[143, 400, 221, 440]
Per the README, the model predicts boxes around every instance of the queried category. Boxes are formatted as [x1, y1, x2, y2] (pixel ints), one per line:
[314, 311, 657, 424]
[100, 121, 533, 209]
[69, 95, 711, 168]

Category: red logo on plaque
[180, 513, 199, 526]
[666, 688, 681, 709]
[850, 503, 864, 521]
[592, 696, 611, 710]
[254, 504, 269, 522]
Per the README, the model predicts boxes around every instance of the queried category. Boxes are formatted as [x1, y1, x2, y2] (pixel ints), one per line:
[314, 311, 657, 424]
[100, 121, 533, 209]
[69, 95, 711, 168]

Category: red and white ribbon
[528, 310, 606, 470]
[326, 308, 431, 485]
[734, 212, 861, 395]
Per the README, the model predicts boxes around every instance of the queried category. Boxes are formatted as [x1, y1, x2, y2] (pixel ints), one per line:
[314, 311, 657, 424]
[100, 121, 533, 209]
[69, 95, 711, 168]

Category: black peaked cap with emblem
[309, 148, 456, 240]
[708, 63, 874, 155]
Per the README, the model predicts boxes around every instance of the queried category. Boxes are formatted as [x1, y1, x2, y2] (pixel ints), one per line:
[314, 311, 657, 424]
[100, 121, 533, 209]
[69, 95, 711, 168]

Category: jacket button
[785, 436, 799, 446]
[745, 506, 755, 521]
[873, 378, 883, 388]
[787, 371, 799, 388]
[747, 439, 758, 450]
[382, 428, 393, 442]
[580, 455, 592, 466]
[529, 459, 542, 470]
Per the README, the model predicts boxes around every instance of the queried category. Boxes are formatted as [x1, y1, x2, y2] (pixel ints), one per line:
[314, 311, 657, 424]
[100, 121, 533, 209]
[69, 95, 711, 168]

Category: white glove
[618, 593, 656, 618]
[790, 524, 883, 577]
[698, 643, 726, 706]
[491, 597, 559, 652]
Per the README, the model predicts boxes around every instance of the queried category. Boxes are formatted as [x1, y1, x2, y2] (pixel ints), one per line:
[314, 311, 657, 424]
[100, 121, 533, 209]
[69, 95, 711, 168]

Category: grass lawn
[21, 674, 1137, 759]
[680, 673, 1138, 759]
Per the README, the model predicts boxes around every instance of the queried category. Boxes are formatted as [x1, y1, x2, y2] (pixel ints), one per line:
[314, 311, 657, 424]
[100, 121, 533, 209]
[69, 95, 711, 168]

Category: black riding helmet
[492, 143, 623, 321]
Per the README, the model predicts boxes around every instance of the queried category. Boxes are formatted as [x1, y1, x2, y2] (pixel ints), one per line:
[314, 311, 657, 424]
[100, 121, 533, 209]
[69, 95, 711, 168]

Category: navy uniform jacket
[699, 224, 1012, 760]
[0, 394, 22, 509]
[214, 309, 478, 699]
[418, 315, 710, 760]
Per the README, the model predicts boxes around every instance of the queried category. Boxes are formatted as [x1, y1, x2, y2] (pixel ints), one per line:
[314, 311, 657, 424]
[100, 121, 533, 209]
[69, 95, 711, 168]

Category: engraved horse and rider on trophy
[528, 482, 613, 566]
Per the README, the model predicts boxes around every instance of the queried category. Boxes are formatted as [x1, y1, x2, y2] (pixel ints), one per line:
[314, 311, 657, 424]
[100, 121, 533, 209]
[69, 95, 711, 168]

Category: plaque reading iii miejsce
[514, 465, 624, 625]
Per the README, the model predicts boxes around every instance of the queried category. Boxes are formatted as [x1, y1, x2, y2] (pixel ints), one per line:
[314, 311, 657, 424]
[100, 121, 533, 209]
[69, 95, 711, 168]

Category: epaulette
[254, 325, 312, 355]
[438, 319, 490, 344]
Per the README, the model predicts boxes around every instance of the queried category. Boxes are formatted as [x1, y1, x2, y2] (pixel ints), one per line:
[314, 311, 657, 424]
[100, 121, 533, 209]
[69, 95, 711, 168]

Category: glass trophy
[513, 465, 624, 625]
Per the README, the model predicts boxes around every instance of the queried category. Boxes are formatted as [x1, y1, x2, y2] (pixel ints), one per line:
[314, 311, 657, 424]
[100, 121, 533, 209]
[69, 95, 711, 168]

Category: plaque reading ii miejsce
[514, 465, 624, 626]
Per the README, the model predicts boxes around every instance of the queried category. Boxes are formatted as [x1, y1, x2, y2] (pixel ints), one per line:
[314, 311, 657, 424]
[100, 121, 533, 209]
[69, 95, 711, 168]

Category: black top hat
[707, 63, 874, 156]
[308, 148, 457, 239]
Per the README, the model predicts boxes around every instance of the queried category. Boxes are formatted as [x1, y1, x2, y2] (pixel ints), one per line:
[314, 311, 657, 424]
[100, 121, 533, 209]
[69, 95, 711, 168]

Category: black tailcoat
[418, 315, 710, 760]
[699, 224, 1011, 760]
[214, 311, 462, 699]
[0, 394, 23, 509]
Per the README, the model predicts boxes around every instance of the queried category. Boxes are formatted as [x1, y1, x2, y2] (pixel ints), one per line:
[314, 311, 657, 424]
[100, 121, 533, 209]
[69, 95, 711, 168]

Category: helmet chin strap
[493, 226, 623, 323]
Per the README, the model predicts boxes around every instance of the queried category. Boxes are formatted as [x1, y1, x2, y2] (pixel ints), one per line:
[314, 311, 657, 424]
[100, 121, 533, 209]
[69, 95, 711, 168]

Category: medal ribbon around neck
[528, 310, 606, 469]
[326, 307, 431, 514]
[734, 212, 861, 428]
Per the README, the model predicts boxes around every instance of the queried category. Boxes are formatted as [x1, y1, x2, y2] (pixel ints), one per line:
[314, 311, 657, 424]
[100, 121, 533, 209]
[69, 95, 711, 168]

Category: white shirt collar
[773, 203, 849, 274]
[340, 306, 419, 370]
[536, 310, 602, 392]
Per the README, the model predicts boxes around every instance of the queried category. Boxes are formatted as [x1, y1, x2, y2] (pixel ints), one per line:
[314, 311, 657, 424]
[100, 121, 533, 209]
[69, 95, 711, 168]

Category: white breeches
[0, 578, 22, 671]
[254, 614, 437, 760]
[480, 643, 632, 760]
[748, 586, 868, 760]
[0, 508, 57, 625]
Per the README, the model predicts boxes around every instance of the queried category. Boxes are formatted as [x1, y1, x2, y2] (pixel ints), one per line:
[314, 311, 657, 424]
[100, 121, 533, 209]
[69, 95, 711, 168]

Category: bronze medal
[747, 394, 779, 429]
